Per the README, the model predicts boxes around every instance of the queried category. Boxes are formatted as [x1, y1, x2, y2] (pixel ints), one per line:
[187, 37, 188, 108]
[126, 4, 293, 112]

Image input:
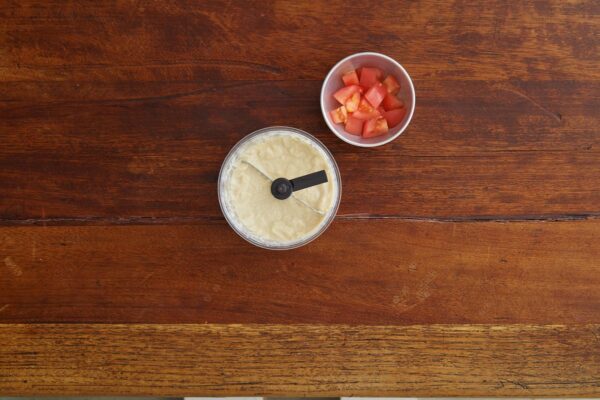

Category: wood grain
[1, 0, 599, 220]
[1, 79, 599, 220]
[1, 219, 599, 324]
[1, 1, 598, 81]
[1, 324, 599, 397]
[1, 1, 600, 396]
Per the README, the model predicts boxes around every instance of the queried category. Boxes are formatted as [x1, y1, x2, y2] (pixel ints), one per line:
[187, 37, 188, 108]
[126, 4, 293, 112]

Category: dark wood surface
[1, 0, 599, 396]
[2, 0, 600, 220]
[1, 220, 600, 324]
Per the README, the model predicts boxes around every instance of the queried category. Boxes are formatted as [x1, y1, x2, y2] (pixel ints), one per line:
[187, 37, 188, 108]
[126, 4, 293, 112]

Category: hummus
[220, 128, 339, 248]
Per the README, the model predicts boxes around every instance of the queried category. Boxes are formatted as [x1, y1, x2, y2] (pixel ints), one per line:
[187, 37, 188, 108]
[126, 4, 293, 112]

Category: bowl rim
[320, 51, 416, 148]
[217, 126, 342, 250]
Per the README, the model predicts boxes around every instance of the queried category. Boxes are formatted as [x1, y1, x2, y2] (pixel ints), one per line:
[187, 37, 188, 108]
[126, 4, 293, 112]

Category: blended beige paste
[221, 130, 338, 246]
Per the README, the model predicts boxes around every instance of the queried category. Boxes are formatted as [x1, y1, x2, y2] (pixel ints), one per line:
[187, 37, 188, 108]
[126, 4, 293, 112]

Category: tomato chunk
[342, 70, 360, 86]
[344, 91, 361, 113]
[329, 105, 348, 124]
[333, 85, 361, 105]
[363, 117, 389, 138]
[358, 85, 370, 94]
[382, 93, 404, 111]
[382, 75, 401, 95]
[352, 98, 381, 120]
[364, 83, 388, 108]
[359, 67, 383, 88]
[382, 108, 406, 128]
[332, 69, 406, 137]
[345, 116, 364, 136]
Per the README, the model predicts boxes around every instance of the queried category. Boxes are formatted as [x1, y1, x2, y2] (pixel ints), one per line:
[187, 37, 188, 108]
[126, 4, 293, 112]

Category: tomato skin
[353, 110, 381, 120]
[362, 117, 389, 138]
[352, 98, 381, 120]
[330, 105, 348, 124]
[345, 91, 361, 112]
[342, 70, 360, 86]
[382, 93, 404, 111]
[333, 85, 361, 105]
[359, 67, 383, 88]
[345, 116, 364, 136]
[382, 75, 401, 95]
[365, 83, 388, 108]
[382, 108, 406, 128]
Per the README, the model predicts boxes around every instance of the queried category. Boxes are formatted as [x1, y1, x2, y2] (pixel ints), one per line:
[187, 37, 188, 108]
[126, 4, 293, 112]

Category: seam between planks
[1, 213, 600, 226]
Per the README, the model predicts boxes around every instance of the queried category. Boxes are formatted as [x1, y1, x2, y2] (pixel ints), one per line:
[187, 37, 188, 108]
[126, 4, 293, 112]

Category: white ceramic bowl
[321, 52, 416, 147]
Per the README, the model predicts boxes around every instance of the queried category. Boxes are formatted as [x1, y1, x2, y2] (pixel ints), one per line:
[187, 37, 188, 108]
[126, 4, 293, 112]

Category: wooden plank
[1, 1, 598, 82]
[1, 323, 599, 396]
[1, 79, 599, 220]
[1, 1, 600, 220]
[1, 220, 599, 324]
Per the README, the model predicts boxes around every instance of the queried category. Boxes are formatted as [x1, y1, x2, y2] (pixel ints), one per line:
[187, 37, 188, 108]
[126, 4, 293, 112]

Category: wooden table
[1, 0, 599, 397]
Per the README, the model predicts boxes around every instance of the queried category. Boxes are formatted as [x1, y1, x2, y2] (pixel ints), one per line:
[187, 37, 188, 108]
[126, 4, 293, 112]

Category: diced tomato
[382, 93, 405, 111]
[363, 117, 389, 138]
[342, 70, 360, 86]
[345, 116, 364, 136]
[382, 108, 406, 128]
[333, 69, 406, 137]
[344, 91, 360, 112]
[330, 105, 348, 124]
[359, 67, 383, 88]
[365, 83, 388, 108]
[352, 98, 381, 120]
[382, 75, 401, 95]
[360, 97, 375, 111]
[353, 109, 381, 120]
[333, 85, 361, 105]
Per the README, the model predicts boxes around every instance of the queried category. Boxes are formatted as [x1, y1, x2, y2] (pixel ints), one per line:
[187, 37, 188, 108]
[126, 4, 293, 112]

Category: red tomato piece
[333, 85, 360, 105]
[345, 116, 364, 136]
[344, 91, 361, 113]
[382, 93, 405, 111]
[330, 105, 348, 124]
[342, 70, 360, 86]
[360, 97, 375, 112]
[365, 83, 388, 108]
[359, 67, 383, 88]
[382, 75, 401, 95]
[382, 108, 406, 128]
[352, 98, 381, 120]
[363, 117, 389, 138]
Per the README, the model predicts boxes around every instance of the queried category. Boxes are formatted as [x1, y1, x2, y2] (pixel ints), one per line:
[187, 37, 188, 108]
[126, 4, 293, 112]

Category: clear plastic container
[218, 126, 342, 250]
